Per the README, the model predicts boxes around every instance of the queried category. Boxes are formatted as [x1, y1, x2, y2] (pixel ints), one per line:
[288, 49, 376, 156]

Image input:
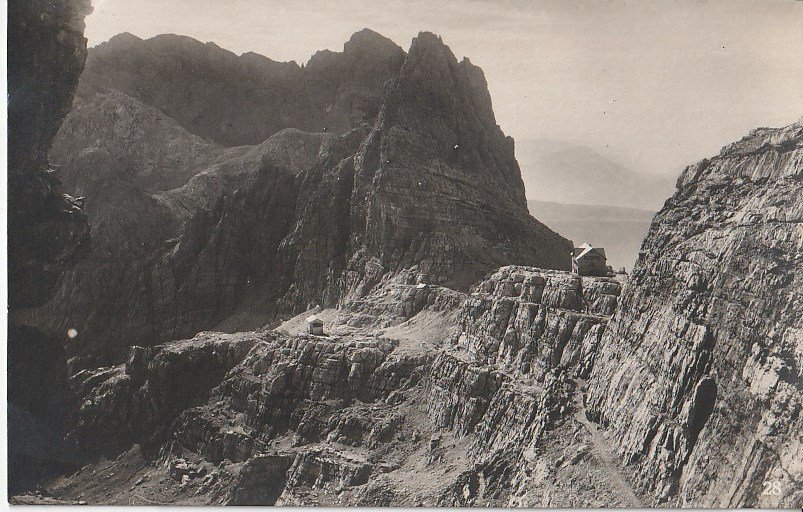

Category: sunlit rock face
[28, 30, 571, 369]
[452, 266, 620, 381]
[585, 120, 803, 507]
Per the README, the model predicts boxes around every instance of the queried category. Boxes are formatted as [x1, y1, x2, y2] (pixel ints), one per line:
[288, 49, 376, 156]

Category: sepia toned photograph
[5, 0, 802, 507]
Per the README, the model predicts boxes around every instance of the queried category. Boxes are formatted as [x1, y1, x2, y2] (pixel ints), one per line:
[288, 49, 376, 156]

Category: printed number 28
[762, 481, 781, 496]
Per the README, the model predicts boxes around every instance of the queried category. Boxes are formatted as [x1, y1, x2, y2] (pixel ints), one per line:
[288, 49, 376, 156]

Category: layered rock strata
[46, 266, 625, 506]
[425, 267, 623, 505]
[586, 120, 803, 507]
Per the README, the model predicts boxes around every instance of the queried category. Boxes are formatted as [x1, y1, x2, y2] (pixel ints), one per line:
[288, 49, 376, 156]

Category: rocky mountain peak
[80, 30, 406, 145]
[400, 31, 498, 132]
[103, 31, 143, 46]
[402, 31, 461, 87]
[382, 31, 519, 210]
[344, 28, 405, 59]
[304, 28, 405, 77]
[410, 31, 447, 51]
[32, 29, 571, 367]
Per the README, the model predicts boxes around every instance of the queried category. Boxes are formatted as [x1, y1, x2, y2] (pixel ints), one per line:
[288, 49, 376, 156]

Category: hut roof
[573, 242, 606, 261]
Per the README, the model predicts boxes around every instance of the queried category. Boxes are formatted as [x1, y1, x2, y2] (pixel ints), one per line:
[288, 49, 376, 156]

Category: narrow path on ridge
[571, 380, 643, 508]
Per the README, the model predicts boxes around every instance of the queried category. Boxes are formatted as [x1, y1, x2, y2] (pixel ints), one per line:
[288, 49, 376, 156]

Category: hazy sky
[85, 0, 803, 177]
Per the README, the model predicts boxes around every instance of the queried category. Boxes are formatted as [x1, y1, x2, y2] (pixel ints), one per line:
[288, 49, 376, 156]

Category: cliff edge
[586, 120, 803, 507]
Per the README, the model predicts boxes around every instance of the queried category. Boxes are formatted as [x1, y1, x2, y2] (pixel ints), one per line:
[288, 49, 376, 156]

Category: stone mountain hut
[572, 242, 610, 277]
[306, 315, 324, 335]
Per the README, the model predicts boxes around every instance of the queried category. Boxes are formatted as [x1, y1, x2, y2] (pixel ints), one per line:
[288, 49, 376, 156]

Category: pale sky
[85, 0, 803, 177]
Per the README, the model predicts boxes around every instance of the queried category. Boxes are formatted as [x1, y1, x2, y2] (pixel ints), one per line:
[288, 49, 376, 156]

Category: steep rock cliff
[27, 138, 306, 369]
[7, 0, 93, 493]
[30, 31, 571, 368]
[8, 0, 92, 308]
[586, 120, 803, 507]
[425, 267, 625, 506]
[274, 33, 571, 314]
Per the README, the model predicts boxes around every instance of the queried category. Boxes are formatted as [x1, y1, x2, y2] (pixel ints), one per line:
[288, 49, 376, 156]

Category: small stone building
[572, 242, 610, 277]
[306, 315, 324, 335]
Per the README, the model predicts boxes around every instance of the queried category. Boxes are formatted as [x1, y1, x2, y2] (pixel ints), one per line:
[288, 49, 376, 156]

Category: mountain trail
[572, 380, 642, 508]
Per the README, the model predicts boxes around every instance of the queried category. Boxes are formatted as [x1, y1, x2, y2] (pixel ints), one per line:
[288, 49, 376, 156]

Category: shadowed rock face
[585, 120, 803, 507]
[8, 0, 92, 307]
[7, 0, 93, 493]
[27, 30, 572, 369]
[77, 28, 406, 146]
[274, 33, 572, 313]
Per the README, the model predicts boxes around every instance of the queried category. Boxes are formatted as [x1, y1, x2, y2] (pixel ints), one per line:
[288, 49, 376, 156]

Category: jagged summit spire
[406, 31, 455, 65]
[413, 31, 445, 44]
[387, 30, 501, 161]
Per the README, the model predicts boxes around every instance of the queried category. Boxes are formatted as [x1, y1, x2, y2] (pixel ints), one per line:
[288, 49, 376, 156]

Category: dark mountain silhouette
[77, 29, 406, 146]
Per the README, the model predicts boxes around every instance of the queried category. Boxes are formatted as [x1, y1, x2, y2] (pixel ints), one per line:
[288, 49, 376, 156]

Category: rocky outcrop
[426, 354, 505, 437]
[586, 120, 803, 507]
[32, 263, 631, 505]
[335, 266, 466, 328]
[8, 0, 92, 308]
[28, 30, 571, 369]
[228, 453, 295, 505]
[434, 267, 619, 412]
[424, 267, 624, 505]
[67, 331, 260, 459]
[169, 333, 423, 462]
[454, 266, 619, 380]
[282, 448, 374, 492]
[7, 0, 92, 493]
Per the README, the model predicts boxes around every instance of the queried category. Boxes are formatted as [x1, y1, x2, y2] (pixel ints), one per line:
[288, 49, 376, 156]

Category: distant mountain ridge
[527, 200, 655, 270]
[517, 138, 676, 211]
[78, 29, 407, 146]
